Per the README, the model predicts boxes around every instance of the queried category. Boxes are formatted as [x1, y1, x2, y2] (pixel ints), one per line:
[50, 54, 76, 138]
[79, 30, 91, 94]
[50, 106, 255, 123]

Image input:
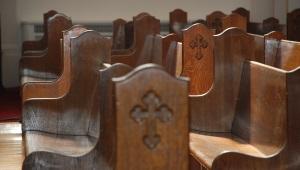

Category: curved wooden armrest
[22, 63, 70, 103]
[22, 48, 48, 57]
[22, 40, 44, 53]
[20, 53, 49, 72]
[211, 150, 283, 169]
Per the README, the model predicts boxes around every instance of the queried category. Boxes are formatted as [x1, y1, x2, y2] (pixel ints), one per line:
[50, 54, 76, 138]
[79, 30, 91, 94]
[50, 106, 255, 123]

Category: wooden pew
[112, 18, 127, 50]
[287, 8, 300, 41]
[102, 64, 189, 169]
[22, 25, 88, 103]
[189, 28, 300, 170]
[250, 31, 286, 63]
[221, 13, 247, 32]
[181, 23, 214, 95]
[165, 41, 182, 77]
[232, 7, 250, 24]
[206, 11, 226, 34]
[248, 17, 284, 35]
[22, 30, 111, 169]
[169, 9, 187, 40]
[20, 13, 72, 85]
[111, 13, 160, 66]
[265, 38, 300, 70]
[22, 10, 58, 56]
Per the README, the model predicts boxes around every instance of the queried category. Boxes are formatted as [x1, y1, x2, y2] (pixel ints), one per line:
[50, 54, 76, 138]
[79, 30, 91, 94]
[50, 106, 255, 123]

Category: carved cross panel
[189, 34, 208, 60]
[131, 91, 172, 150]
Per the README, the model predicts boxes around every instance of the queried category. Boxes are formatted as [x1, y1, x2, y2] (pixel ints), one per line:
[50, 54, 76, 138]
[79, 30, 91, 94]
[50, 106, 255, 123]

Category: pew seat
[21, 75, 56, 85]
[25, 131, 96, 157]
[190, 132, 266, 167]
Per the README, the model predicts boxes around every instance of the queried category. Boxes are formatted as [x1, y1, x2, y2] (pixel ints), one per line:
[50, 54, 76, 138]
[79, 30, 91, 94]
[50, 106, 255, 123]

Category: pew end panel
[181, 23, 214, 95]
[206, 11, 226, 34]
[169, 9, 188, 38]
[22, 10, 58, 55]
[221, 13, 247, 32]
[112, 64, 189, 170]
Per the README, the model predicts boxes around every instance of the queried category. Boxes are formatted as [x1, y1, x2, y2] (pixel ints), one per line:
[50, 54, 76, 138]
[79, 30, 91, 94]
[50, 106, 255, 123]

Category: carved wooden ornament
[131, 91, 172, 149]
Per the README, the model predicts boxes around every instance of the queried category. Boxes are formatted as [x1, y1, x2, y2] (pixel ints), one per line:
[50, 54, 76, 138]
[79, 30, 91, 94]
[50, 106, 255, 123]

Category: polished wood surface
[169, 9, 187, 39]
[0, 122, 24, 170]
[22, 25, 88, 103]
[222, 13, 247, 32]
[20, 13, 72, 85]
[22, 10, 58, 55]
[111, 13, 160, 66]
[287, 9, 300, 41]
[206, 11, 226, 34]
[181, 23, 214, 95]
[113, 64, 189, 170]
[232, 7, 250, 23]
[112, 18, 127, 50]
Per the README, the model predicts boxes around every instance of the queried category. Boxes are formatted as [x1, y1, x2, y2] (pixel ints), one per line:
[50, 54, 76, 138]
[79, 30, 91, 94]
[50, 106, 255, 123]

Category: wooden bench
[111, 13, 160, 66]
[22, 10, 58, 56]
[206, 11, 226, 34]
[287, 8, 300, 41]
[21, 25, 88, 103]
[189, 28, 300, 169]
[22, 30, 111, 169]
[20, 13, 72, 85]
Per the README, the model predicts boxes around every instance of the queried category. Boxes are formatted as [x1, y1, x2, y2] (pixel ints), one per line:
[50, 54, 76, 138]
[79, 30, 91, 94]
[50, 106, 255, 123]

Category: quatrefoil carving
[189, 34, 208, 60]
[131, 91, 172, 150]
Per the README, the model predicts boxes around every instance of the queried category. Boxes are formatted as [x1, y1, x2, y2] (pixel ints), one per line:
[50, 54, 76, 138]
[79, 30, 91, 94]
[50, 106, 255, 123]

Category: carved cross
[189, 34, 208, 60]
[131, 92, 172, 150]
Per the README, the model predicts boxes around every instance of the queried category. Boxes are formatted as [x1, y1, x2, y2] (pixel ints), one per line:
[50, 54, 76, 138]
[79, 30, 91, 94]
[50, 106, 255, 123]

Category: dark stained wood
[125, 21, 134, 49]
[22, 31, 112, 169]
[22, 25, 88, 103]
[181, 23, 214, 95]
[20, 13, 72, 85]
[112, 64, 189, 170]
[136, 34, 160, 66]
[169, 9, 188, 37]
[0, 15, 3, 91]
[112, 18, 127, 50]
[188, 27, 294, 169]
[192, 19, 207, 26]
[206, 11, 226, 34]
[265, 39, 300, 71]
[232, 7, 250, 23]
[160, 33, 178, 66]
[22, 10, 58, 55]
[165, 41, 178, 76]
[222, 13, 247, 32]
[287, 8, 300, 41]
[111, 14, 160, 66]
[248, 17, 284, 35]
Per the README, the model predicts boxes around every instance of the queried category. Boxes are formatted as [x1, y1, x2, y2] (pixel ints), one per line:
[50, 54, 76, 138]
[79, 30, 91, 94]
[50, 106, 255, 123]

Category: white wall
[16, 0, 252, 23]
[1, 0, 299, 87]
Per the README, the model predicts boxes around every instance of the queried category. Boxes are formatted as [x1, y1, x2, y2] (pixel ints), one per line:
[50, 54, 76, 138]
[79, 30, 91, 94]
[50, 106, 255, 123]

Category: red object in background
[0, 88, 21, 122]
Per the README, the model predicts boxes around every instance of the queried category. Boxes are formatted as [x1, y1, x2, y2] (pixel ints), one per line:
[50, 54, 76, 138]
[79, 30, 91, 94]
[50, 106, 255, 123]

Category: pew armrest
[22, 40, 44, 54]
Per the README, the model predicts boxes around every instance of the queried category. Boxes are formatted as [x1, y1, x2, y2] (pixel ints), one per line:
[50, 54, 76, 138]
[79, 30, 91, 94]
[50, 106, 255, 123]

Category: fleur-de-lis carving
[131, 91, 172, 150]
[189, 34, 208, 60]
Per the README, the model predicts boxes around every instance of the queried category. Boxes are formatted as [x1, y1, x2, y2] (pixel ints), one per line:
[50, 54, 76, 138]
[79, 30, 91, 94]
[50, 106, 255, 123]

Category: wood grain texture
[113, 64, 189, 170]
[222, 13, 247, 32]
[111, 13, 160, 66]
[22, 25, 88, 103]
[22, 10, 58, 55]
[232, 7, 250, 23]
[169, 9, 187, 33]
[287, 9, 300, 41]
[112, 18, 127, 50]
[190, 28, 255, 132]
[265, 39, 300, 71]
[181, 23, 214, 95]
[0, 122, 23, 170]
[206, 11, 226, 34]
[20, 13, 72, 85]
